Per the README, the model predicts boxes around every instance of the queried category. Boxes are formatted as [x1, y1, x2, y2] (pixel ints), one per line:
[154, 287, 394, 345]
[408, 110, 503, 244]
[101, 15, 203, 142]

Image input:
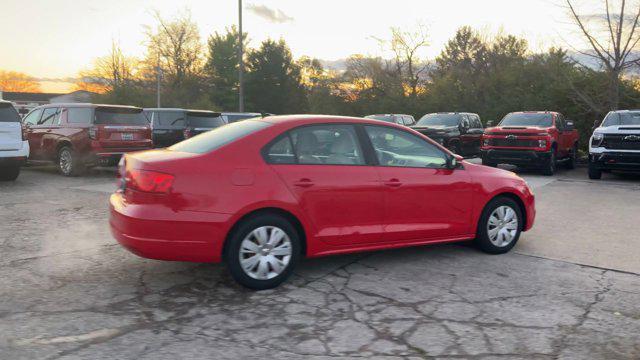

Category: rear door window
[66, 108, 93, 124]
[39, 107, 60, 125]
[95, 107, 146, 125]
[289, 124, 365, 165]
[264, 136, 296, 164]
[0, 103, 21, 122]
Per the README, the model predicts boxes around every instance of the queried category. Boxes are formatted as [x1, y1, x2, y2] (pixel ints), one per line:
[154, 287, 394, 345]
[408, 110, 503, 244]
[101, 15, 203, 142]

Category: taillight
[125, 169, 174, 193]
[183, 128, 191, 139]
[89, 126, 98, 140]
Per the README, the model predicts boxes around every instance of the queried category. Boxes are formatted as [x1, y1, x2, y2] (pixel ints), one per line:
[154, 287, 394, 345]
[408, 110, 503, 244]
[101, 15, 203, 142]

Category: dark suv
[22, 104, 152, 176]
[144, 108, 225, 147]
[411, 112, 484, 156]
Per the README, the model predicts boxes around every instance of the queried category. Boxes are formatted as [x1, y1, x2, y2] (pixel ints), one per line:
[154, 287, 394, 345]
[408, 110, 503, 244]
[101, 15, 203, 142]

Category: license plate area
[121, 133, 134, 141]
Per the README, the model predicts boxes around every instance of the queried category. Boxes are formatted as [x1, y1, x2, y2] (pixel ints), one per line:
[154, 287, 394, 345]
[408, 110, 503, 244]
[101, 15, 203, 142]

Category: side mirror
[565, 120, 575, 131]
[446, 155, 462, 170]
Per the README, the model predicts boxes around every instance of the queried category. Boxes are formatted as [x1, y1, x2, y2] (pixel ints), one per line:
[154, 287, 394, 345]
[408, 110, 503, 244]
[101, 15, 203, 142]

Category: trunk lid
[0, 103, 23, 151]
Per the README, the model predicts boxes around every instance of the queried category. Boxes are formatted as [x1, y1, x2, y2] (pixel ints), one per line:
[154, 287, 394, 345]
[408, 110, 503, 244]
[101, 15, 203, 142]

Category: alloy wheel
[239, 226, 292, 280]
[487, 205, 519, 247]
[59, 149, 72, 175]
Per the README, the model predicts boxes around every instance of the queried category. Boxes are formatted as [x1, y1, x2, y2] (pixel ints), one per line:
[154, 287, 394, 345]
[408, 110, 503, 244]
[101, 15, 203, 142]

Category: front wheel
[588, 161, 602, 180]
[565, 144, 577, 169]
[541, 150, 556, 176]
[474, 197, 523, 254]
[225, 213, 301, 290]
[0, 165, 20, 181]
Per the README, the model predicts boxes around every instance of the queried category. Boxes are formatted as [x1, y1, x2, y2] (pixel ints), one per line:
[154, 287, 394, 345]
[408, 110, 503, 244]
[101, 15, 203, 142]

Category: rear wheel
[58, 146, 84, 177]
[541, 150, 556, 176]
[474, 197, 523, 254]
[225, 213, 301, 290]
[0, 165, 20, 181]
[565, 144, 577, 169]
[588, 161, 602, 180]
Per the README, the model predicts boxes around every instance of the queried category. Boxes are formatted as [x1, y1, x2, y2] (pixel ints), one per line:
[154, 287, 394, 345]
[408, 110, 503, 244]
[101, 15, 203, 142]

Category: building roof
[0, 92, 64, 102]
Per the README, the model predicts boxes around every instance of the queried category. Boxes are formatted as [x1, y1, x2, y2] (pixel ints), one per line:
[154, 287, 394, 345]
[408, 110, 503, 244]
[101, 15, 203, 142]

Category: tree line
[77, 5, 640, 149]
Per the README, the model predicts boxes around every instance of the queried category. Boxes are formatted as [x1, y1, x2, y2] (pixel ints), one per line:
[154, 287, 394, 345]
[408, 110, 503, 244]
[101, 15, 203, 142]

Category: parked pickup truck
[481, 111, 579, 175]
[411, 112, 484, 157]
[589, 110, 640, 179]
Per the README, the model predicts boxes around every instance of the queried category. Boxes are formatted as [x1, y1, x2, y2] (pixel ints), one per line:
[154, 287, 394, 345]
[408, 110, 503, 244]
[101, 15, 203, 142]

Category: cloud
[246, 4, 294, 23]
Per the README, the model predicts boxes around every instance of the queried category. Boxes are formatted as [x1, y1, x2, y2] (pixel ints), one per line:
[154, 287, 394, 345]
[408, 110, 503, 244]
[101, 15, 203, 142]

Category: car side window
[461, 116, 470, 129]
[66, 108, 93, 124]
[472, 115, 482, 128]
[289, 125, 365, 165]
[265, 136, 296, 164]
[403, 116, 415, 126]
[38, 107, 60, 125]
[23, 108, 43, 126]
[364, 125, 448, 168]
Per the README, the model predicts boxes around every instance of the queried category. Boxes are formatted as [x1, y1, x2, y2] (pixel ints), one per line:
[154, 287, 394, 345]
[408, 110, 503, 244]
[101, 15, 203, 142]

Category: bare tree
[566, 0, 640, 109]
[76, 41, 138, 93]
[389, 26, 430, 97]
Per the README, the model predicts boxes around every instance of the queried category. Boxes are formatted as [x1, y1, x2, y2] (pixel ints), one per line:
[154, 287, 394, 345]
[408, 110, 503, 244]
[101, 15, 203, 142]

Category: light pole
[238, 0, 244, 112]
[156, 56, 162, 108]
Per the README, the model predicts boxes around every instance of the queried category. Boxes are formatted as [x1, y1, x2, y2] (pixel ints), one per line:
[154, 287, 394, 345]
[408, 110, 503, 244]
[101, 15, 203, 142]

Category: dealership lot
[1, 164, 639, 359]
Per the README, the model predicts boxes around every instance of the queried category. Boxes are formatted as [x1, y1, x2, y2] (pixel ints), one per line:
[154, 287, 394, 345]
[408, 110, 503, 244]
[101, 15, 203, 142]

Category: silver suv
[589, 110, 640, 179]
[0, 101, 29, 181]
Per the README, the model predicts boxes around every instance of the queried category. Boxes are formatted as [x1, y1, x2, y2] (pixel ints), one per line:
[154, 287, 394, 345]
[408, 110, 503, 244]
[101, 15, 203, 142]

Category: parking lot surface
[1, 164, 639, 359]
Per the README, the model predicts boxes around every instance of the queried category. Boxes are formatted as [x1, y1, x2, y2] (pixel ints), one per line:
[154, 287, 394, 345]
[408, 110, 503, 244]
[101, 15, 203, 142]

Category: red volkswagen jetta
[110, 115, 535, 289]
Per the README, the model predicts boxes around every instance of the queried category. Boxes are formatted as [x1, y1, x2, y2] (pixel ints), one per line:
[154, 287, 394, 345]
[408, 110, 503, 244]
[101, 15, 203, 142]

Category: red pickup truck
[481, 111, 579, 175]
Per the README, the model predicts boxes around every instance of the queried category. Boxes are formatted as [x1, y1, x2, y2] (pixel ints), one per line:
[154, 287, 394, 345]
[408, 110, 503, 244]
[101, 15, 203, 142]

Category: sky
[0, 0, 584, 92]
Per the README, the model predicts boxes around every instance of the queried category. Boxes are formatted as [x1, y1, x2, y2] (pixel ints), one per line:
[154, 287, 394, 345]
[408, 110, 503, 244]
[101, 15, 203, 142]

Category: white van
[0, 101, 29, 181]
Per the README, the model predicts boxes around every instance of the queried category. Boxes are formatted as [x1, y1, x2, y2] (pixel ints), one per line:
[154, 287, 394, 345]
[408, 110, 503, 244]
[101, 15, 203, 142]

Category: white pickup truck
[589, 110, 640, 179]
[0, 101, 29, 181]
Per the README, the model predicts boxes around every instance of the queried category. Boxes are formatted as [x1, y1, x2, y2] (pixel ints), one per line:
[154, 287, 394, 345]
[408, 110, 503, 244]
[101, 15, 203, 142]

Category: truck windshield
[186, 112, 225, 128]
[416, 114, 460, 126]
[602, 112, 640, 126]
[499, 113, 553, 127]
[95, 107, 147, 125]
[0, 103, 21, 122]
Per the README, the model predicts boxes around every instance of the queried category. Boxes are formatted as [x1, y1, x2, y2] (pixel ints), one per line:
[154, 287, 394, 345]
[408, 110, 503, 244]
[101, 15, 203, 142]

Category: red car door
[364, 125, 474, 242]
[266, 124, 385, 246]
[22, 108, 43, 158]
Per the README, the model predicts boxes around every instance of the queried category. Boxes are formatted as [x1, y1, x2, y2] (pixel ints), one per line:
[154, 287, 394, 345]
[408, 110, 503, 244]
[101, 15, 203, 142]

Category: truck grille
[603, 134, 640, 150]
[488, 138, 538, 147]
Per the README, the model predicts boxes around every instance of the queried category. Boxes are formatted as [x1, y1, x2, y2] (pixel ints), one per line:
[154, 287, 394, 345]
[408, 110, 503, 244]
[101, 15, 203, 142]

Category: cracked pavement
[1, 164, 639, 359]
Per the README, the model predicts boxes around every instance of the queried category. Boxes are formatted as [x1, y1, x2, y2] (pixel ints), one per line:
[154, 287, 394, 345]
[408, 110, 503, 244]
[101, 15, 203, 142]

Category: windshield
[170, 120, 271, 154]
[0, 103, 21, 122]
[602, 112, 640, 127]
[416, 114, 460, 127]
[365, 115, 395, 123]
[186, 112, 225, 127]
[94, 107, 147, 125]
[499, 113, 553, 127]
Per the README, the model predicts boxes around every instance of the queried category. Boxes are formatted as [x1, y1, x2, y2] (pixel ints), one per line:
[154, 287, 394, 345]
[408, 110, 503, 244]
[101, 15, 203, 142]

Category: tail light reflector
[125, 169, 174, 193]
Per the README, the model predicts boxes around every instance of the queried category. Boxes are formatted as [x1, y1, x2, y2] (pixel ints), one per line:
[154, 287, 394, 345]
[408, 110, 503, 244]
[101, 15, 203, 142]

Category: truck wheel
[0, 165, 20, 181]
[58, 146, 85, 177]
[541, 151, 556, 176]
[565, 144, 577, 169]
[588, 161, 602, 180]
[449, 142, 461, 155]
[474, 196, 522, 254]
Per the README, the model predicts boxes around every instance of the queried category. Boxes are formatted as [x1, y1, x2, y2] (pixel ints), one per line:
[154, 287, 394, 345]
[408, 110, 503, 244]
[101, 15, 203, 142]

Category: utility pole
[156, 56, 162, 108]
[238, 0, 245, 112]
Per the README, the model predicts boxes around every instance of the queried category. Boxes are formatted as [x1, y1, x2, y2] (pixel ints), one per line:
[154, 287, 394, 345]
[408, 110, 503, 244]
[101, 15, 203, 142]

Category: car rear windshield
[365, 115, 395, 123]
[499, 113, 553, 127]
[416, 114, 460, 126]
[94, 107, 147, 125]
[169, 120, 271, 154]
[602, 112, 640, 126]
[0, 103, 21, 122]
[186, 112, 225, 127]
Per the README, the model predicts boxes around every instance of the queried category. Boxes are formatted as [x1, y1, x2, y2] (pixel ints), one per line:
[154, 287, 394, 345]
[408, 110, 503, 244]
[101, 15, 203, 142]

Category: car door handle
[384, 179, 402, 187]
[293, 178, 314, 188]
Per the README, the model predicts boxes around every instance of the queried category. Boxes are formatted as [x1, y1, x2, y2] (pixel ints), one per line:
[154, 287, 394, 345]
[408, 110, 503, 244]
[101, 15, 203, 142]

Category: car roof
[36, 103, 142, 110]
[424, 112, 477, 116]
[222, 112, 262, 115]
[509, 111, 558, 115]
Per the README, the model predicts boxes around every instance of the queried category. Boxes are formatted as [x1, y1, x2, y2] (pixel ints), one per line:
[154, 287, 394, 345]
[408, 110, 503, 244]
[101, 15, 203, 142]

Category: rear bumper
[0, 140, 29, 165]
[87, 147, 153, 165]
[589, 151, 640, 172]
[109, 192, 231, 263]
[481, 149, 551, 167]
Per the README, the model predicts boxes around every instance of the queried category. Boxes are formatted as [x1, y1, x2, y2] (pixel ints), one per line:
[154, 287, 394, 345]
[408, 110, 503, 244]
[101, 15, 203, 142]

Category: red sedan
[110, 115, 535, 289]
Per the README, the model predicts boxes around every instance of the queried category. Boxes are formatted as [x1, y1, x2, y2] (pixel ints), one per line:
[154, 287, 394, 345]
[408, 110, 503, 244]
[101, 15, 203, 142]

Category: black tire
[449, 142, 461, 155]
[57, 146, 85, 177]
[225, 213, 301, 290]
[474, 197, 523, 254]
[565, 144, 577, 169]
[588, 161, 602, 180]
[0, 165, 20, 181]
[541, 149, 556, 176]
